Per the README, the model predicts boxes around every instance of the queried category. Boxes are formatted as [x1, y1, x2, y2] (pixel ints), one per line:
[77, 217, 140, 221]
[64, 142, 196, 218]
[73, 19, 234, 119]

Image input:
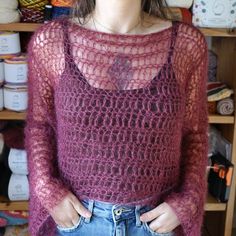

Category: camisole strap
[166, 20, 179, 64]
[62, 18, 72, 65]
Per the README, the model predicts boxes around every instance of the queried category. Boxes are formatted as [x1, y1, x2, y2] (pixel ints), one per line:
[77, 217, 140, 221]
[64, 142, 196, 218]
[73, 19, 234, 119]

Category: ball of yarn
[217, 97, 234, 115]
[51, 0, 73, 7]
[165, 0, 193, 8]
[52, 6, 71, 19]
[0, 9, 20, 24]
[19, 0, 49, 10]
[20, 7, 44, 23]
[208, 101, 217, 114]
[208, 50, 217, 82]
[0, 0, 18, 10]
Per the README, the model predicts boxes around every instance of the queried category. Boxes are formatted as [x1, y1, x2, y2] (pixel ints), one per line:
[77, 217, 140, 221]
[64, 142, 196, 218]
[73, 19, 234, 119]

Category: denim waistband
[80, 198, 153, 226]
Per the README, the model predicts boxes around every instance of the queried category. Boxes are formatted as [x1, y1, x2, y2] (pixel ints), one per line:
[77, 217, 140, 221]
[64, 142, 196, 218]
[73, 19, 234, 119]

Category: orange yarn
[51, 0, 73, 7]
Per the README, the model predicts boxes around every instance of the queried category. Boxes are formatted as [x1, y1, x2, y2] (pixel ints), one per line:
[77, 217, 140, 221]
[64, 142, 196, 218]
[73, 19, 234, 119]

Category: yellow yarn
[19, 0, 49, 9]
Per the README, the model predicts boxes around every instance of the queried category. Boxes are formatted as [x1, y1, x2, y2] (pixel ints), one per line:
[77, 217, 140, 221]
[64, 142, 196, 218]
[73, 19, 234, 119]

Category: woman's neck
[92, 0, 143, 34]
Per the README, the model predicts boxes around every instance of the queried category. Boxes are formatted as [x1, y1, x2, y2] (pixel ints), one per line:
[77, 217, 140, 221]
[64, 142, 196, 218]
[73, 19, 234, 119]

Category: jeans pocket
[142, 221, 175, 236]
[56, 215, 84, 233]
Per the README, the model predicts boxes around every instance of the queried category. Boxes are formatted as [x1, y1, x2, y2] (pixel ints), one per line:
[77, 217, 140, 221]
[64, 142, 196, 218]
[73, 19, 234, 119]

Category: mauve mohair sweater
[24, 16, 209, 236]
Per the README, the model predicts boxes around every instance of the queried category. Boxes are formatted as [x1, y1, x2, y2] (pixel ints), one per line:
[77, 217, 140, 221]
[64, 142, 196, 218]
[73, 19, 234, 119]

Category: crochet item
[24, 17, 209, 236]
[19, 7, 44, 23]
[51, 0, 73, 7]
[208, 50, 217, 82]
[19, 0, 49, 10]
[19, 0, 49, 23]
[207, 82, 234, 102]
[165, 0, 193, 8]
[217, 97, 234, 115]
[0, 0, 19, 24]
[164, 7, 192, 24]
[207, 101, 217, 114]
[4, 223, 28, 236]
[52, 6, 71, 19]
[0, 211, 28, 226]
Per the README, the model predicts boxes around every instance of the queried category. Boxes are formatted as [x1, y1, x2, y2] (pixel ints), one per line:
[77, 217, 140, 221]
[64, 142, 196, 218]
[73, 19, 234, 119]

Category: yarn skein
[0, 9, 20, 24]
[51, 0, 73, 7]
[0, 0, 20, 23]
[0, 0, 18, 9]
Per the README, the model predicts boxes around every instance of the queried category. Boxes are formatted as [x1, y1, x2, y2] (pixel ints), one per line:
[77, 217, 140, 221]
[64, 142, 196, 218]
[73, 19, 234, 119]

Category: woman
[24, 0, 209, 236]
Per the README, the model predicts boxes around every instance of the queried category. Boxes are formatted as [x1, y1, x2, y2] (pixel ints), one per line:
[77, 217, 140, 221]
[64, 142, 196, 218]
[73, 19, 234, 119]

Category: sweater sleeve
[164, 32, 209, 236]
[24, 24, 70, 212]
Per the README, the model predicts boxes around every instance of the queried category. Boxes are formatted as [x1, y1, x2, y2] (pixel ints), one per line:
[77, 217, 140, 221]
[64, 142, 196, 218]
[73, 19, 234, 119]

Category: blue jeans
[56, 198, 175, 236]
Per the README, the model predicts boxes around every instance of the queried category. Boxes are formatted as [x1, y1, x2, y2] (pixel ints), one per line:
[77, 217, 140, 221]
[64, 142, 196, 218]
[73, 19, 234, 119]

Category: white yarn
[0, 9, 20, 23]
[0, 0, 18, 10]
[165, 0, 193, 8]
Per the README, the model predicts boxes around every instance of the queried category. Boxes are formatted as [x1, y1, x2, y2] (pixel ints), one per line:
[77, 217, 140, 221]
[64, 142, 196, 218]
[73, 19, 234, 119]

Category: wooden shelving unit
[205, 193, 227, 212]
[0, 22, 236, 236]
[0, 23, 41, 32]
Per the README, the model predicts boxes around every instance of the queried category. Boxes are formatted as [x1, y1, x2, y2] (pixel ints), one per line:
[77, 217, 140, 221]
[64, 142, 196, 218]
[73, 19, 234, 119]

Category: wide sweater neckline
[67, 17, 175, 39]
[64, 18, 179, 93]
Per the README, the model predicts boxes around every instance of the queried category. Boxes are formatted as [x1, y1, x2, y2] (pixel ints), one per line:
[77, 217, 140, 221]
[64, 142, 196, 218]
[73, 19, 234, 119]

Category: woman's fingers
[71, 215, 80, 226]
[140, 202, 180, 233]
[148, 213, 172, 233]
[140, 202, 165, 222]
[49, 191, 92, 228]
[69, 193, 92, 218]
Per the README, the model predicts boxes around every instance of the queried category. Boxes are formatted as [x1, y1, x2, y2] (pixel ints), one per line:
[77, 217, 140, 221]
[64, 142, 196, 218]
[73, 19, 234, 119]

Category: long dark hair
[71, 0, 172, 25]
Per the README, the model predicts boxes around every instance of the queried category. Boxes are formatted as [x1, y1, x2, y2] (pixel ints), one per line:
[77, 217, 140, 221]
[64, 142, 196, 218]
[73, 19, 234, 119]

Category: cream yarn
[165, 0, 193, 8]
[0, 0, 18, 10]
[0, 0, 20, 23]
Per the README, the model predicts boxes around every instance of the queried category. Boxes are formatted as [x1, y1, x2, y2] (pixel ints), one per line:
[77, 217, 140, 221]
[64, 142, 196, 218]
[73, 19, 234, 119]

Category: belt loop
[135, 205, 142, 227]
[112, 204, 119, 223]
[84, 199, 94, 223]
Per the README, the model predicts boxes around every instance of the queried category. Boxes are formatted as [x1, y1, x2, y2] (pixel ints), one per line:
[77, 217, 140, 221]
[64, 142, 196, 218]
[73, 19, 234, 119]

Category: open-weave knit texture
[24, 16, 209, 236]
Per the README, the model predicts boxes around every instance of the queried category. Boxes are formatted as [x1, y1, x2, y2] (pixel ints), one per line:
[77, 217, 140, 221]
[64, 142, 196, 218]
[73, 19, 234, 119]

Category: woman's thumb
[70, 194, 92, 218]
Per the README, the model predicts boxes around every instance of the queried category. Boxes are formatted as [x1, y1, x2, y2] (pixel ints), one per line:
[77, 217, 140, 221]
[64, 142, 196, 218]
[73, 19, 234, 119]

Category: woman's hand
[48, 191, 92, 228]
[140, 202, 181, 234]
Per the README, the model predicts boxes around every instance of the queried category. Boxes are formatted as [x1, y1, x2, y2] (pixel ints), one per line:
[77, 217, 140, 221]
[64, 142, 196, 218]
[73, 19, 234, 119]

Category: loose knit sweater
[24, 16, 209, 236]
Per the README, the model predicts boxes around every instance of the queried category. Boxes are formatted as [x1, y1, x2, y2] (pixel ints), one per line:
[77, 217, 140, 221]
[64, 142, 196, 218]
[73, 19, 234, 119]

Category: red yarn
[24, 17, 209, 236]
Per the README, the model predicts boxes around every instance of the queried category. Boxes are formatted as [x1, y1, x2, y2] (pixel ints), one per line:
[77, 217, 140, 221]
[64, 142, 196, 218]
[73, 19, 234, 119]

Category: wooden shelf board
[0, 109, 26, 120]
[0, 23, 42, 32]
[208, 115, 234, 124]
[205, 193, 227, 211]
[200, 28, 236, 37]
[0, 195, 28, 210]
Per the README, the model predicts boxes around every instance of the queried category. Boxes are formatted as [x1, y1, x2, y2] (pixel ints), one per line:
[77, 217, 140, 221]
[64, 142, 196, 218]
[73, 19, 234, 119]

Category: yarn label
[8, 148, 28, 175]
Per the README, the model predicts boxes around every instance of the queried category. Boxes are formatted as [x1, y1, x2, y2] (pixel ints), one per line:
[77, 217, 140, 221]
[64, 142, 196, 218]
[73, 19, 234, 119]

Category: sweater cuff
[164, 190, 207, 236]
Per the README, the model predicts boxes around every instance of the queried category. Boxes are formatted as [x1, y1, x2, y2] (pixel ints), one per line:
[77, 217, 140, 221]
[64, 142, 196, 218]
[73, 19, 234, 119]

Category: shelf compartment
[0, 109, 26, 120]
[208, 115, 234, 124]
[205, 193, 227, 211]
[0, 195, 28, 211]
[0, 23, 41, 32]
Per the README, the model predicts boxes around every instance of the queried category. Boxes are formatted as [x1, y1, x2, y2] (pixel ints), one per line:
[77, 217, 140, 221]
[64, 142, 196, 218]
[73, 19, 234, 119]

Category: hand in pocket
[140, 202, 180, 234]
[48, 191, 92, 228]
